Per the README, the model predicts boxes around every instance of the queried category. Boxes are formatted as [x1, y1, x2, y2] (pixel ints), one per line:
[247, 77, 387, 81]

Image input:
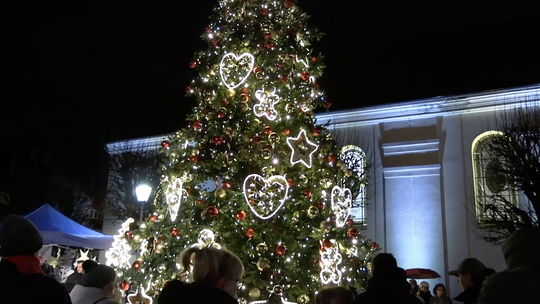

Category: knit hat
[448, 258, 486, 278]
[82, 265, 116, 288]
[0, 215, 43, 257]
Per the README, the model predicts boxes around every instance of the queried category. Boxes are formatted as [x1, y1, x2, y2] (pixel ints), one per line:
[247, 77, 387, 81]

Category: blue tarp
[21, 204, 113, 250]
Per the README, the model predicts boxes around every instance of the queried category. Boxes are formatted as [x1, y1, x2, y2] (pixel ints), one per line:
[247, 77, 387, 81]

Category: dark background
[1, 0, 540, 214]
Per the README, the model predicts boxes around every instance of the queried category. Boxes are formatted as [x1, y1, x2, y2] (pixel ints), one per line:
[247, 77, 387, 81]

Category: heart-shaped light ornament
[165, 176, 187, 222]
[219, 52, 255, 89]
[243, 174, 289, 220]
[331, 186, 352, 227]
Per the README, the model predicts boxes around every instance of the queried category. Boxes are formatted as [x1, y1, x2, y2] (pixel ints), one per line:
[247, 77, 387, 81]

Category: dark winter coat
[159, 280, 238, 304]
[65, 272, 83, 293]
[453, 283, 482, 304]
[429, 296, 453, 304]
[0, 259, 72, 304]
[355, 268, 424, 304]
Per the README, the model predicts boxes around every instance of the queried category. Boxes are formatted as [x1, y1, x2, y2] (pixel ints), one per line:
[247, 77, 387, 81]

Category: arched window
[339, 145, 367, 226]
[472, 131, 518, 223]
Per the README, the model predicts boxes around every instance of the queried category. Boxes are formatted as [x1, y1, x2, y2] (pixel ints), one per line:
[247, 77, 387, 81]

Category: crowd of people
[0, 214, 539, 304]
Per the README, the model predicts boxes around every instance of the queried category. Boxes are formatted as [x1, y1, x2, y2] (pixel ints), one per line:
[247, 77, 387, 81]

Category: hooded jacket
[159, 280, 238, 304]
[70, 284, 117, 304]
[477, 228, 540, 304]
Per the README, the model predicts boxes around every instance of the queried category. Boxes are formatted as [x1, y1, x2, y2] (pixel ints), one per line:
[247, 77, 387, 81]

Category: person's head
[448, 258, 495, 290]
[82, 265, 116, 294]
[419, 281, 429, 293]
[433, 283, 446, 297]
[180, 247, 244, 299]
[371, 253, 398, 277]
[76, 262, 84, 273]
[409, 279, 418, 287]
[502, 228, 540, 269]
[82, 260, 98, 274]
[41, 263, 54, 275]
[316, 286, 355, 304]
[0, 215, 43, 257]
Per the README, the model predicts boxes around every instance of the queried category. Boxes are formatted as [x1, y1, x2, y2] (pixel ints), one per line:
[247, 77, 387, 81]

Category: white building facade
[104, 84, 540, 297]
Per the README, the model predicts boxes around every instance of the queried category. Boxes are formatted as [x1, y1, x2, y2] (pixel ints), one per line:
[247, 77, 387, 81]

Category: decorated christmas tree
[106, 0, 380, 303]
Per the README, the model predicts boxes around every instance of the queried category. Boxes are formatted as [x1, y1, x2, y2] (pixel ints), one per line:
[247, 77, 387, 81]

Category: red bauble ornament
[312, 56, 318, 62]
[260, 8, 269, 16]
[278, 62, 284, 68]
[283, 129, 290, 136]
[303, 189, 312, 198]
[322, 239, 332, 249]
[213, 136, 223, 145]
[253, 66, 261, 74]
[312, 126, 323, 136]
[348, 228, 358, 238]
[222, 181, 232, 189]
[217, 110, 226, 119]
[349, 258, 358, 265]
[207, 206, 219, 217]
[286, 178, 294, 187]
[265, 42, 274, 49]
[252, 136, 261, 144]
[197, 199, 206, 205]
[241, 87, 249, 94]
[149, 215, 157, 222]
[284, 0, 295, 8]
[220, 99, 229, 107]
[203, 108, 210, 114]
[370, 242, 378, 250]
[317, 201, 325, 210]
[276, 245, 286, 256]
[235, 211, 247, 220]
[161, 141, 170, 148]
[279, 75, 287, 82]
[347, 219, 354, 226]
[124, 231, 133, 238]
[189, 61, 197, 68]
[263, 126, 272, 134]
[191, 120, 202, 130]
[327, 155, 337, 164]
[209, 39, 217, 47]
[325, 101, 332, 109]
[186, 86, 193, 92]
[132, 261, 141, 270]
[204, 26, 211, 33]
[120, 281, 131, 291]
[264, 33, 271, 40]
[189, 156, 198, 163]
[171, 227, 179, 237]
[301, 71, 310, 81]
[245, 228, 255, 238]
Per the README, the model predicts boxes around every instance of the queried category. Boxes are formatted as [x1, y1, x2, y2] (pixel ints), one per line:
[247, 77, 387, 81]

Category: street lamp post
[135, 184, 152, 223]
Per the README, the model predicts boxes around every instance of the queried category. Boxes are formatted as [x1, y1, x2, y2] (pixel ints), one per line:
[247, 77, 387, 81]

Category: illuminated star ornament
[286, 129, 319, 168]
[219, 52, 255, 89]
[253, 88, 280, 121]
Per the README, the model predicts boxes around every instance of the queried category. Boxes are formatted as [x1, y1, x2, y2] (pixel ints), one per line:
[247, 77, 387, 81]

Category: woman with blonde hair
[159, 246, 244, 304]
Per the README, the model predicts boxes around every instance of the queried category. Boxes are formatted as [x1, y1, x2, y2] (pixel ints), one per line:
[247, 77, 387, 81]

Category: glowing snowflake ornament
[286, 129, 318, 168]
[243, 174, 289, 220]
[253, 88, 280, 121]
[219, 52, 255, 89]
[331, 186, 352, 227]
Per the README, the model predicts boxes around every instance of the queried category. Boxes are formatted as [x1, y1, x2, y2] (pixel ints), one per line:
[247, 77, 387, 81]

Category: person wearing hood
[70, 264, 118, 304]
[65, 255, 91, 292]
[448, 258, 494, 304]
[0, 214, 72, 304]
[159, 246, 244, 304]
[354, 253, 423, 304]
[477, 228, 540, 304]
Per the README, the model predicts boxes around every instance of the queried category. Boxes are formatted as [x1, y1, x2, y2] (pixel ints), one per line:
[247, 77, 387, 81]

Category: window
[339, 145, 367, 226]
[471, 131, 518, 223]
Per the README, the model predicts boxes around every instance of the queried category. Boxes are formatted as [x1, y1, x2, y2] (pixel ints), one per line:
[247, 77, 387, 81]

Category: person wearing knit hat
[478, 228, 540, 304]
[69, 265, 118, 304]
[0, 214, 72, 304]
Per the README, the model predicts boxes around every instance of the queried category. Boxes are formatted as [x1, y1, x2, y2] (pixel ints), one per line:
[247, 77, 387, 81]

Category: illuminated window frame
[339, 145, 367, 226]
[471, 131, 518, 224]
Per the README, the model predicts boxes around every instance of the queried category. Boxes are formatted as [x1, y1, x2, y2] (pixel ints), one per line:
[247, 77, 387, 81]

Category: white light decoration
[196, 229, 221, 249]
[319, 240, 343, 285]
[73, 249, 90, 267]
[243, 174, 290, 220]
[339, 145, 366, 179]
[331, 186, 352, 227]
[105, 218, 134, 269]
[219, 52, 255, 89]
[127, 286, 153, 304]
[165, 176, 187, 221]
[286, 129, 319, 168]
[253, 87, 280, 120]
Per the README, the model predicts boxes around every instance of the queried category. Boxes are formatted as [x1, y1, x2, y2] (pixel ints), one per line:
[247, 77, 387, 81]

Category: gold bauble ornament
[226, 89, 236, 98]
[215, 188, 227, 198]
[285, 102, 295, 113]
[366, 261, 373, 273]
[336, 161, 346, 169]
[239, 101, 249, 112]
[261, 149, 272, 159]
[242, 133, 252, 142]
[256, 258, 271, 271]
[157, 263, 166, 273]
[239, 298, 248, 304]
[133, 235, 141, 242]
[191, 148, 200, 156]
[273, 285, 283, 295]
[270, 30, 280, 39]
[292, 210, 302, 221]
[344, 169, 353, 177]
[299, 174, 309, 184]
[248, 288, 261, 300]
[268, 132, 280, 143]
[154, 248, 163, 254]
[307, 206, 319, 218]
[297, 295, 310, 304]
[256, 243, 268, 253]
[320, 221, 333, 231]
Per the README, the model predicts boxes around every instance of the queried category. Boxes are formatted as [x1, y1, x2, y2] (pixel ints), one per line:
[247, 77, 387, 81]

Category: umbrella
[405, 268, 441, 279]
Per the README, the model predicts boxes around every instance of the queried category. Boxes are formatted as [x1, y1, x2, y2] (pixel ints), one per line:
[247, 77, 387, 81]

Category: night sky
[1, 0, 540, 199]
